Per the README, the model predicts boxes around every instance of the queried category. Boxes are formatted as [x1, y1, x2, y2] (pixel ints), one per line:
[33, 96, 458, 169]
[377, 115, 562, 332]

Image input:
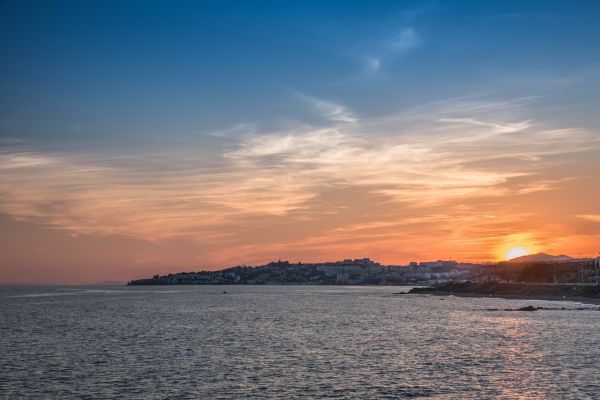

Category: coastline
[408, 282, 600, 305]
[407, 290, 600, 306]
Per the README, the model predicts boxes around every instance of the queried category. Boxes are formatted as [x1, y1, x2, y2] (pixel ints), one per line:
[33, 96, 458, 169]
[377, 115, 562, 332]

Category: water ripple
[1, 285, 599, 399]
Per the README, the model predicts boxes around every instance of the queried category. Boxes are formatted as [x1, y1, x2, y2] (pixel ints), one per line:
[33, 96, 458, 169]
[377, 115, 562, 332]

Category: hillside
[507, 252, 572, 263]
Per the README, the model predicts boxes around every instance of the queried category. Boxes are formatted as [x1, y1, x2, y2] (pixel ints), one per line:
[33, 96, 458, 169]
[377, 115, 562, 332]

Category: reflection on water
[1, 285, 599, 399]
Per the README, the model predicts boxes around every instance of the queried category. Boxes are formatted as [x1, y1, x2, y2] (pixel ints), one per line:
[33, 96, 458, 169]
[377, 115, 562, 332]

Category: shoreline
[408, 282, 600, 305]
[406, 290, 600, 306]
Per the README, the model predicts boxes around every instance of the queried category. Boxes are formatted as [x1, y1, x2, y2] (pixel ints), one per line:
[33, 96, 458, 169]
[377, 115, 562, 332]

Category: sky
[1, 0, 600, 284]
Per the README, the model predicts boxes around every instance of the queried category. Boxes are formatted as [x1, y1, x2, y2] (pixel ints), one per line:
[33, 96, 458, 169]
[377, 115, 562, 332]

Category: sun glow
[506, 247, 529, 260]
[495, 234, 540, 261]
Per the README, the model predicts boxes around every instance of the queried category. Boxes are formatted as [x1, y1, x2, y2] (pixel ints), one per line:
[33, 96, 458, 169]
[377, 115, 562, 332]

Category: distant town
[128, 253, 600, 286]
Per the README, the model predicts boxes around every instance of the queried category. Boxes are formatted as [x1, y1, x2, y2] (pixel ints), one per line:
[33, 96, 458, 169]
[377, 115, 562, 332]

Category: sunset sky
[1, 0, 600, 284]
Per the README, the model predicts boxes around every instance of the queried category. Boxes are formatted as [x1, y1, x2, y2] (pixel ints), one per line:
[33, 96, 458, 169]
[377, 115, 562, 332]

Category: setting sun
[506, 247, 530, 260]
[495, 234, 540, 262]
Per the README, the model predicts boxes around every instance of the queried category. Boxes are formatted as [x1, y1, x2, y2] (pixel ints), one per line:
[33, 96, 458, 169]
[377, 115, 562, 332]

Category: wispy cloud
[0, 153, 58, 169]
[361, 27, 421, 74]
[438, 118, 531, 134]
[577, 214, 600, 223]
[208, 122, 257, 138]
[388, 28, 420, 52]
[0, 95, 598, 263]
[296, 93, 357, 123]
[355, 2, 438, 75]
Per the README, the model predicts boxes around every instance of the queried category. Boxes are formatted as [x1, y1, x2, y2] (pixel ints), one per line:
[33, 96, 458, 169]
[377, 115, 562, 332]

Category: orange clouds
[1, 96, 599, 282]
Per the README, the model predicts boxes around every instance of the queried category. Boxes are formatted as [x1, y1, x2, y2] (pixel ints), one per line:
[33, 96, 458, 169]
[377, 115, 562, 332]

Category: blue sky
[2, 0, 599, 147]
[1, 1, 600, 283]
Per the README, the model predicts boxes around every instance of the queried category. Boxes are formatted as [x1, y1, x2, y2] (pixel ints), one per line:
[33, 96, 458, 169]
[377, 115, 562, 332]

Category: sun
[506, 247, 529, 260]
[495, 233, 540, 261]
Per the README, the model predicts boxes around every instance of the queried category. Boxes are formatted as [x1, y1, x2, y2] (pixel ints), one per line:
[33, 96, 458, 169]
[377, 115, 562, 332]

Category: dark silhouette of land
[409, 281, 600, 303]
[128, 254, 600, 303]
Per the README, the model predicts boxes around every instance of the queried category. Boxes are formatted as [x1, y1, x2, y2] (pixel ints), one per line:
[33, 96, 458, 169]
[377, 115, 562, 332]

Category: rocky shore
[409, 281, 600, 303]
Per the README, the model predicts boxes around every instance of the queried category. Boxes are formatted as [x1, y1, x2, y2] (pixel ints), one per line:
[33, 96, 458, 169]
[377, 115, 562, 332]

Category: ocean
[1, 285, 599, 399]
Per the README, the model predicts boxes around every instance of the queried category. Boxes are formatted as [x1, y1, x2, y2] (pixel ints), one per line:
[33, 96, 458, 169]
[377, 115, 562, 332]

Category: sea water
[1, 285, 599, 399]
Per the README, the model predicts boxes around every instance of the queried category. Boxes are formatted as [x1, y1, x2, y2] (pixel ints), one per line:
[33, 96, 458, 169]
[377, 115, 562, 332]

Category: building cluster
[128, 258, 476, 286]
[128, 255, 600, 286]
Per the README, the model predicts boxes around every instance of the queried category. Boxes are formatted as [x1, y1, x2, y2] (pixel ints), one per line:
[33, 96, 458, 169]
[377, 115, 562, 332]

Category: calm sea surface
[1, 285, 599, 399]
